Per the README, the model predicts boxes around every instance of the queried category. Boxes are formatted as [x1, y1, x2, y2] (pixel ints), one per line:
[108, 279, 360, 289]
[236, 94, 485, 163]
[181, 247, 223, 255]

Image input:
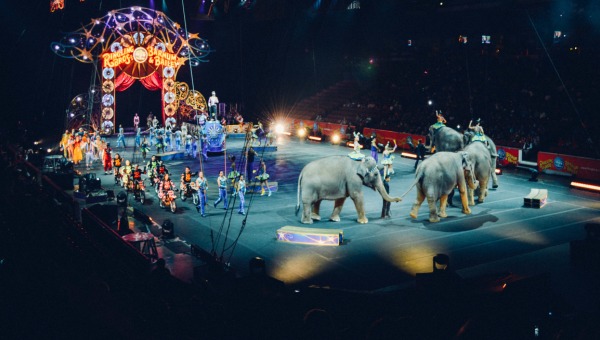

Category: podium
[276, 226, 343, 246]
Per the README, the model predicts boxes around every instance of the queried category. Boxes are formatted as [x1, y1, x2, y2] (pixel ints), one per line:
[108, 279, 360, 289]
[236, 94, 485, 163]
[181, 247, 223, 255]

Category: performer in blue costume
[381, 140, 397, 176]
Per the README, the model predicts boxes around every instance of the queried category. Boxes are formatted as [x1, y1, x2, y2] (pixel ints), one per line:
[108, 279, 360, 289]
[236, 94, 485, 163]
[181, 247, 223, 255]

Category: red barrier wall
[538, 152, 600, 181]
[496, 146, 519, 166]
[363, 128, 426, 151]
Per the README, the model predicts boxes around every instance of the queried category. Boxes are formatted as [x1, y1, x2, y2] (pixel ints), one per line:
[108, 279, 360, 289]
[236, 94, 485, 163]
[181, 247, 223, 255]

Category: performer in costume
[227, 155, 239, 195]
[175, 130, 182, 151]
[140, 137, 150, 160]
[414, 139, 426, 170]
[381, 140, 397, 176]
[112, 153, 122, 177]
[348, 131, 365, 160]
[155, 131, 165, 154]
[133, 113, 140, 130]
[103, 145, 112, 174]
[165, 128, 172, 152]
[181, 123, 188, 138]
[135, 128, 141, 148]
[185, 134, 192, 157]
[72, 135, 83, 165]
[60, 130, 70, 159]
[84, 137, 95, 170]
[195, 171, 208, 217]
[116, 124, 126, 148]
[208, 91, 219, 120]
[468, 118, 487, 143]
[370, 134, 380, 163]
[257, 160, 272, 197]
[213, 171, 228, 209]
[148, 125, 155, 147]
[237, 175, 247, 215]
[432, 110, 447, 130]
[192, 137, 198, 159]
[120, 159, 133, 188]
[201, 134, 208, 161]
[380, 173, 392, 219]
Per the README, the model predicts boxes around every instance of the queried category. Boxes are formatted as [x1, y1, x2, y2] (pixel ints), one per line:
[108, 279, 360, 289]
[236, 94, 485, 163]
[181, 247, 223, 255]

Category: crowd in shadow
[309, 44, 598, 159]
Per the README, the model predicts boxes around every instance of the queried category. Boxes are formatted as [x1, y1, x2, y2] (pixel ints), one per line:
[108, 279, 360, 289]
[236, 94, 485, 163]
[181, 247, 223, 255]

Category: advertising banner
[363, 128, 426, 151]
[538, 152, 600, 181]
[496, 146, 519, 167]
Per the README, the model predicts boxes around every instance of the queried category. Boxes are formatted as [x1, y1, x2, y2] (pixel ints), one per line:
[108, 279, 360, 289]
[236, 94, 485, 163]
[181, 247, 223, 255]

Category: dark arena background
[1, 1, 600, 339]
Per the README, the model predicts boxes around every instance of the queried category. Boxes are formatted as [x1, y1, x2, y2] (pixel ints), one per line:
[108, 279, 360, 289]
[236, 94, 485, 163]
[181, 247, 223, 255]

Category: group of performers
[59, 128, 111, 170]
[347, 110, 488, 178]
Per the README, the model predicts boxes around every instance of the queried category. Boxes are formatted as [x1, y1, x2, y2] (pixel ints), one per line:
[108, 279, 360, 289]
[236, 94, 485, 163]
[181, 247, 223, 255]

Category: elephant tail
[400, 166, 424, 199]
[295, 172, 302, 216]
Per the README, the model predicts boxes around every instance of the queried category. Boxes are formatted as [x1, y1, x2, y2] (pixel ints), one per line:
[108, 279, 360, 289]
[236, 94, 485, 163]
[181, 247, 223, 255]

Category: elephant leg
[458, 186, 472, 215]
[427, 195, 440, 223]
[439, 194, 448, 218]
[311, 200, 322, 221]
[468, 187, 475, 206]
[301, 200, 313, 224]
[491, 171, 499, 189]
[330, 198, 346, 222]
[478, 178, 489, 203]
[351, 192, 368, 224]
[410, 189, 425, 219]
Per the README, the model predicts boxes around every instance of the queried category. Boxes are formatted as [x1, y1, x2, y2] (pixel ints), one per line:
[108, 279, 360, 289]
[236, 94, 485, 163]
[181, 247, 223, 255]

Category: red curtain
[114, 72, 136, 92]
[140, 72, 162, 91]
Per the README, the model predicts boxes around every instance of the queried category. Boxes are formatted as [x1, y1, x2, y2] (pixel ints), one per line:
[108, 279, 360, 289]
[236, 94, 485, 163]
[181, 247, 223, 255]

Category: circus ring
[51, 7, 211, 133]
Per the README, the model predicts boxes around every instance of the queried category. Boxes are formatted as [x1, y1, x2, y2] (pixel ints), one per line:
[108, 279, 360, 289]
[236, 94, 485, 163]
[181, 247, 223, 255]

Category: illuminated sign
[133, 47, 148, 63]
[102, 45, 183, 69]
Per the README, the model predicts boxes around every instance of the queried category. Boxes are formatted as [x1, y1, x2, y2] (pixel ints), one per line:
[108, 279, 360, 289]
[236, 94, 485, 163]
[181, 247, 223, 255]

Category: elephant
[426, 125, 464, 152]
[408, 151, 479, 223]
[463, 141, 493, 205]
[463, 131, 499, 188]
[296, 156, 402, 224]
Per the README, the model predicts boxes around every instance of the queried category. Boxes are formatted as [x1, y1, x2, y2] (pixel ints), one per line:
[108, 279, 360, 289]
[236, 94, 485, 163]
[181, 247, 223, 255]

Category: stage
[74, 134, 600, 313]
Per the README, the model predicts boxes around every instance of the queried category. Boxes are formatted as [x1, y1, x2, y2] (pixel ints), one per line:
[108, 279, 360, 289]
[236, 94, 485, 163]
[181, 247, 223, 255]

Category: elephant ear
[356, 159, 368, 180]
[356, 157, 379, 180]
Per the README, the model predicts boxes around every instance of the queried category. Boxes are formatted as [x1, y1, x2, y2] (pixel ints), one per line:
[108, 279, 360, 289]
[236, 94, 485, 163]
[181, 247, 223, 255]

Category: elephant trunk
[376, 179, 402, 203]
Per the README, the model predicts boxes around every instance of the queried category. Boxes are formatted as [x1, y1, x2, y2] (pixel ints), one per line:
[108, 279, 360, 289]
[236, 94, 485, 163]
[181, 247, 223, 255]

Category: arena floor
[80, 134, 600, 313]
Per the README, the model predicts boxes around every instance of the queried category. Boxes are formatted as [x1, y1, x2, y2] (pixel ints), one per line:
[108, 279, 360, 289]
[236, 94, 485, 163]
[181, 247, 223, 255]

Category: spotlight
[427, 100, 433, 106]
[297, 128, 306, 137]
[495, 168, 502, 175]
[401, 152, 417, 159]
[331, 134, 340, 144]
[571, 181, 600, 192]
[275, 124, 284, 134]
[308, 136, 322, 142]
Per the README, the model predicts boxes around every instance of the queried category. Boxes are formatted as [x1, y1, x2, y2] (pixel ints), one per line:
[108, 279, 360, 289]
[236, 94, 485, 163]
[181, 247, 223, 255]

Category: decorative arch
[51, 7, 212, 133]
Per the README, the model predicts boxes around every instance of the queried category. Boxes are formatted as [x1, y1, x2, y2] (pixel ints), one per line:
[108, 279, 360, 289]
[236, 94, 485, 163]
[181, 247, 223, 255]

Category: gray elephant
[427, 125, 464, 152]
[408, 151, 479, 223]
[463, 141, 493, 205]
[463, 131, 499, 188]
[296, 156, 402, 224]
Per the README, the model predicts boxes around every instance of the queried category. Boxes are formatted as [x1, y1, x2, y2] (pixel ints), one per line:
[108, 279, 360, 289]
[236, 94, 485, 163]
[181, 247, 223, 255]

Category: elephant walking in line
[296, 156, 402, 224]
[463, 142, 493, 205]
[408, 152, 479, 223]
[427, 125, 464, 152]
[464, 131, 499, 188]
